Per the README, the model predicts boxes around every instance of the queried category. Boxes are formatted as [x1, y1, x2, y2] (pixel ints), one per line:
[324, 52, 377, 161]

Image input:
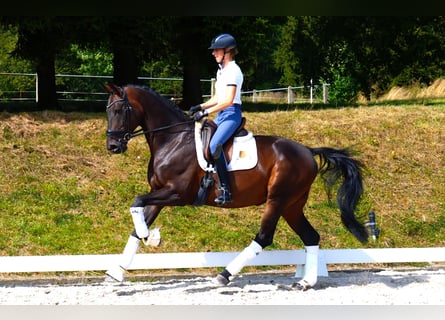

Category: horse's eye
[114, 108, 123, 115]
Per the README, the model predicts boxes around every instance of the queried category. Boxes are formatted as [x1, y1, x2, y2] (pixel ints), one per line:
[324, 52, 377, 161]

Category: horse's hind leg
[282, 194, 321, 290]
[214, 240, 264, 285]
[214, 202, 282, 286]
[105, 205, 162, 282]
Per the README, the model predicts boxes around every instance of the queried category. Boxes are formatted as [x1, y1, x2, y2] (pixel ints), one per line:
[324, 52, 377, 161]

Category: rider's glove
[193, 109, 208, 121]
[188, 105, 202, 116]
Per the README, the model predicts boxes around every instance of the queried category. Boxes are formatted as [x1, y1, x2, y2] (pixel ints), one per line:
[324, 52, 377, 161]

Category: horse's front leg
[105, 187, 185, 282]
[129, 187, 183, 240]
[105, 204, 163, 282]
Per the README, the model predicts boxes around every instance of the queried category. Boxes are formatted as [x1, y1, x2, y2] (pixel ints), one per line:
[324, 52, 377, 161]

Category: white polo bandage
[105, 235, 140, 282]
[301, 245, 319, 287]
[226, 241, 263, 276]
[120, 235, 140, 269]
[130, 207, 149, 238]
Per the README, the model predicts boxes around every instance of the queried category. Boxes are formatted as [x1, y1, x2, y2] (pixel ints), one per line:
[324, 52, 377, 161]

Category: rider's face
[212, 48, 225, 64]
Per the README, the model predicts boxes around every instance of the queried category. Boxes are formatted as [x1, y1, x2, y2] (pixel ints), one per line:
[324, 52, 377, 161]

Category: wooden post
[310, 79, 313, 104]
[35, 73, 38, 103]
[323, 83, 329, 104]
[287, 86, 293, 104]
[211, 78, 216, 97]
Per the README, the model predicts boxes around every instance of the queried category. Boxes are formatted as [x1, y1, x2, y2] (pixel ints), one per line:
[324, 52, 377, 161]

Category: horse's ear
[104, 83, 123, 97]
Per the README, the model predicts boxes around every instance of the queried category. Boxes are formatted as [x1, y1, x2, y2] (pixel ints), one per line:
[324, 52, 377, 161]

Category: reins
[106, 88, 194, 143]
[126, 120, 194, 139]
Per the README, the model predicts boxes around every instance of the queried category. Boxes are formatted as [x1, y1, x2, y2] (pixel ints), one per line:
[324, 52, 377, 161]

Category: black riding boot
[212, 145, 232, 206]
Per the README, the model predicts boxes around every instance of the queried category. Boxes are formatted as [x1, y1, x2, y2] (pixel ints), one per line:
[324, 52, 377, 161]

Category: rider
[189, 33, 244, 206]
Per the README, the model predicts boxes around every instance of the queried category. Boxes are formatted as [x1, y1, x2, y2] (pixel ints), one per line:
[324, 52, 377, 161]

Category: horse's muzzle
[107, 138, 128, 154]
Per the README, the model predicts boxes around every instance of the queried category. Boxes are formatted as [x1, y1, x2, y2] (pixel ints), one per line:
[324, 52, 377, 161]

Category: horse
[103, 83, 368, 290]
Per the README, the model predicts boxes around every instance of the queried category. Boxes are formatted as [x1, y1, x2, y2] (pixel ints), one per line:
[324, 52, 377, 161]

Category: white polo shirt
[215, 60, 243, 105]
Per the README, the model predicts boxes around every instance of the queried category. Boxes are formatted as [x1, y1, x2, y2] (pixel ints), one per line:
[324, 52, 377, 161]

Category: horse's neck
[145, 126, 194, 161]
[139, 96, 193, 151]
[139, 97, 185, 131]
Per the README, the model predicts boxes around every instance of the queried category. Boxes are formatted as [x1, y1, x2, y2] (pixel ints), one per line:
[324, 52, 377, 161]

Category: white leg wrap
[120, 235, 140, 269]
[130, 207, 149, 238]
[105, 235, 140, 282]
[301, 245, 319, 287]
[226, 241, 262, 276]
[105, 265, 126, 282]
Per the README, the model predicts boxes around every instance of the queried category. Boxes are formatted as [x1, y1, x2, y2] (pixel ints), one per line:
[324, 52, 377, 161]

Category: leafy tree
[0, 17, 76, 109]
[273, 16, 445, 101]
[173, 17, 208, 108]
[200, 16, 283, 92]
[389, 16, 445, 86]
[72, 44, 113, 76]
[2, 16, 445, 109]
[0, 24, 33, 100]
[272, 16, 299, 86]
[273, 17, 329, 89]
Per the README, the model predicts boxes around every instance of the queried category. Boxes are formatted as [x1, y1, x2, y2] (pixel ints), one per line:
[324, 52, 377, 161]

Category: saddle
[201, 117, 248, 164]
[193, 117, 256, 206]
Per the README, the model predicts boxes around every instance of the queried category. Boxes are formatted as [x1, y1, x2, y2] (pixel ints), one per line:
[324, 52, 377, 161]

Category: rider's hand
[193, 110, 208, 121]
[188, 105, 202, 116]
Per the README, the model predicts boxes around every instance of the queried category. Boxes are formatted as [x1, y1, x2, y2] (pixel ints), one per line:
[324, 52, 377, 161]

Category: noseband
[106, 87, 194, 144]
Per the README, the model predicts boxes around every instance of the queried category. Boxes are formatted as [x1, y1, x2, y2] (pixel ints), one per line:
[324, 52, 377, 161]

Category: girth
[201, 117, 248, 164]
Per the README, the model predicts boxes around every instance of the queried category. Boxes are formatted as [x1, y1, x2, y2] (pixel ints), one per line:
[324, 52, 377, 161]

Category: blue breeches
[210, 105, 242, 154]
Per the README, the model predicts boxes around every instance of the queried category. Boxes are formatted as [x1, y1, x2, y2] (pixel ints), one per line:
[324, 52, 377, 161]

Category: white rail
[0, 247, 444, 273]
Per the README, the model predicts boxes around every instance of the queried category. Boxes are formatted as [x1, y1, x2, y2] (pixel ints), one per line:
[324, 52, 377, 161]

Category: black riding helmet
[208, 33, 237, 50]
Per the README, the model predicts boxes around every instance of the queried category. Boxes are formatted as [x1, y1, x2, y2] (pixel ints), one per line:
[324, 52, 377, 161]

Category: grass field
[0, 98, 444, 260]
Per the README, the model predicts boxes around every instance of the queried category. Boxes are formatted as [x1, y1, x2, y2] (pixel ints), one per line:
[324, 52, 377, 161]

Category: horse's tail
[310, 147, 368, 243]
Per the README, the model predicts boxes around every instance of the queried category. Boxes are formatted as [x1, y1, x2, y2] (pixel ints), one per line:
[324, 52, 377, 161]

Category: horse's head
[104, 84, 141, 154]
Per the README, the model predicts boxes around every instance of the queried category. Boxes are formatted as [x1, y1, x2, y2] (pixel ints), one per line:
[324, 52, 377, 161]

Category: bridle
[106, 87, 194, 144]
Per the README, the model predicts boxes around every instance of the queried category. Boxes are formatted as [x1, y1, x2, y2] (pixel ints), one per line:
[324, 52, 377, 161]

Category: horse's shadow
[113, 276, 216, 296]
[184, 269, 434, 293]
[110, 269, 435, 296]
[287, 269, 433, 291]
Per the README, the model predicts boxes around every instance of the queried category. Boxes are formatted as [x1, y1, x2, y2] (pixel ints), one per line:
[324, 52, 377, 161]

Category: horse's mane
[126, 84, 189, 120]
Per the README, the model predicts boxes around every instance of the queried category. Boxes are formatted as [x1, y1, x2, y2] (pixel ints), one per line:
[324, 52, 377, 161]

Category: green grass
[0, 102, 444, 259]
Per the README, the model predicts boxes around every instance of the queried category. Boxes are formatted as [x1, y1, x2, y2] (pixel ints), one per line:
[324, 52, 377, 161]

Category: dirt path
[1, 267, 444, 305]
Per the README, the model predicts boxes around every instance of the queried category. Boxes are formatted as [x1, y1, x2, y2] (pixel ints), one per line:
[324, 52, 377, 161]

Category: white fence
[0, 72, 328, 105]
[0, 247, 444, 274]
[0, 72, 213, 103]
[243, 83, 329, 104]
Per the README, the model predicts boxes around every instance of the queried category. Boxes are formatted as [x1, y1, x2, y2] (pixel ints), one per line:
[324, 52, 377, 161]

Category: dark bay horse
[104, 83, 368, 290]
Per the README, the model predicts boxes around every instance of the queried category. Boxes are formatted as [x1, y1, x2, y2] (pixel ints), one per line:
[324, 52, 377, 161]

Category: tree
[0, 24, 33, 99]
[273, 16, 326, 87]
[2, 16, 444, 109]
[174, 17, 208, 108]
[1, 17, 75, 110]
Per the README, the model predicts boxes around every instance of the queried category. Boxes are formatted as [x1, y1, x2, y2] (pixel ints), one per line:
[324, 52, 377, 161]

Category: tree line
[0, 16, 444, 110]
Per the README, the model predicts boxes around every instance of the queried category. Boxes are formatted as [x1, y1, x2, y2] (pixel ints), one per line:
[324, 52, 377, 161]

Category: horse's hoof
[142, 228, 161, 247]
[213, 274, 230, 286]
[292, 280, 312, 291]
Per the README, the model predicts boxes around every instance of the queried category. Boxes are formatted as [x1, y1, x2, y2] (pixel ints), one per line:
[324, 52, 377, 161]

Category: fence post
[323, 83, 329, 104]
[35, 73, 38, 103]
[252, 89, 257, 103]
[287, 86, 293, 104]
[310, 79, 313, 104]
[211, 78, 216, 97]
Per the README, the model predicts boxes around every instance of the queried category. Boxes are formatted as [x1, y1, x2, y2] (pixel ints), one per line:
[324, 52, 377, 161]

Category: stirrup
[215, 188, 232, 205]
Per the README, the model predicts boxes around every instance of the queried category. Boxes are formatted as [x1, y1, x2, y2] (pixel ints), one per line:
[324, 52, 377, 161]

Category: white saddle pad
[194, 122, 258, 172]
